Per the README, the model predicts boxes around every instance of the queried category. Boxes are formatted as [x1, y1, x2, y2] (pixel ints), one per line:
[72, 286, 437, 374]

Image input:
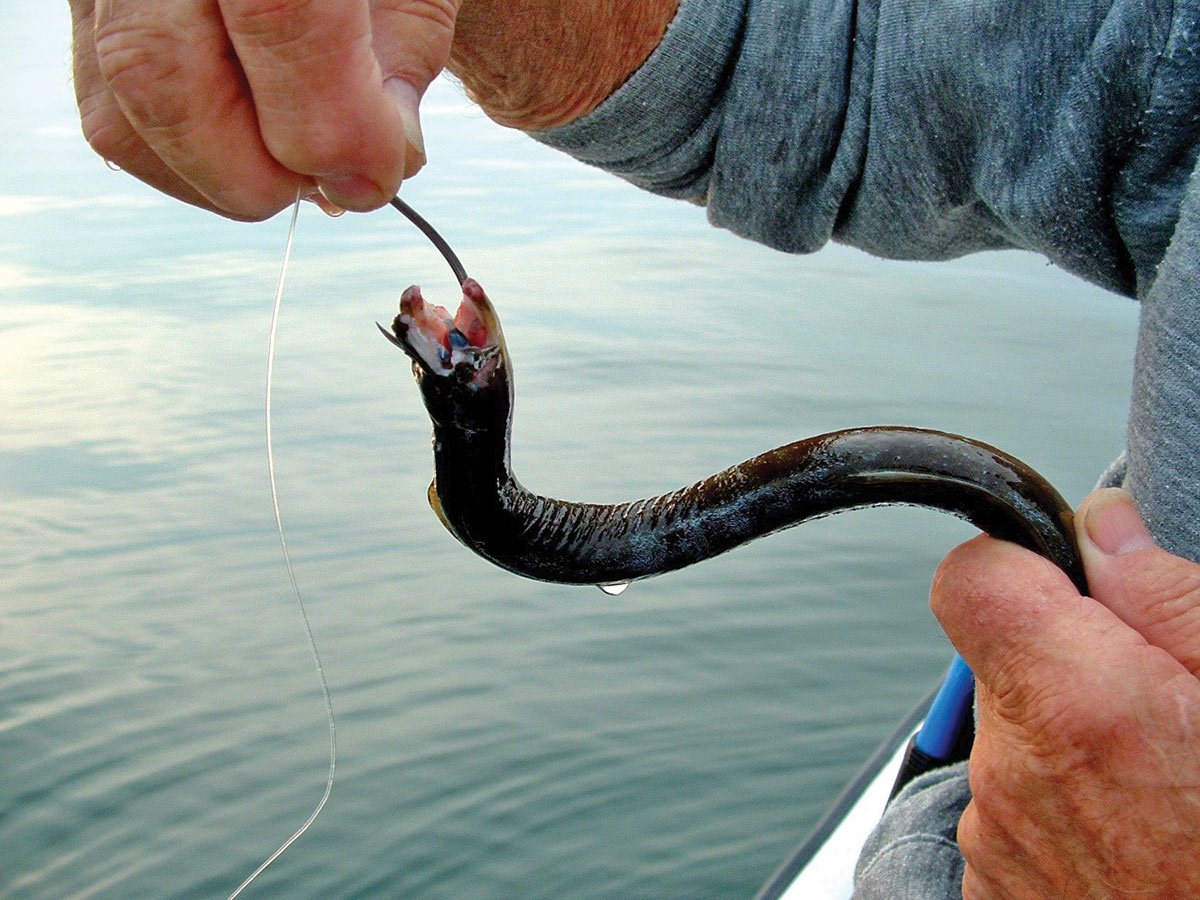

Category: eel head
[381, 277, 511, 430]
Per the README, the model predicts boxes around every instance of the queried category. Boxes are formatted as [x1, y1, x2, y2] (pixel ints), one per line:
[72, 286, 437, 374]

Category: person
[66, 1, 1200, 895]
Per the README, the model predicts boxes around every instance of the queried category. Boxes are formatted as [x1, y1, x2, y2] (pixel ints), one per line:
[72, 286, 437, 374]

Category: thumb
[1077, 488, 1200, 676]
[372, 0, 463, 180]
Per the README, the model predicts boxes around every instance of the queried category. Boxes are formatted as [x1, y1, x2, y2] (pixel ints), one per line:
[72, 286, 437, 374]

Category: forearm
[448, 0, 679, 131]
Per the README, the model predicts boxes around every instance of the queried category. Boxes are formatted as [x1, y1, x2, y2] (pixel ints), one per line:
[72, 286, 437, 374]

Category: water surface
[2, 5, 1138, 897]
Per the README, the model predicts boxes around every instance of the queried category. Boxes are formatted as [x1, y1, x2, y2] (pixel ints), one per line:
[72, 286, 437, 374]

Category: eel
[381, 278, 1087, 594]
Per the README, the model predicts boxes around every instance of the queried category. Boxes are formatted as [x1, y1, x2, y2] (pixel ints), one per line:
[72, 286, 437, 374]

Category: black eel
[381, 278, 1088, 595]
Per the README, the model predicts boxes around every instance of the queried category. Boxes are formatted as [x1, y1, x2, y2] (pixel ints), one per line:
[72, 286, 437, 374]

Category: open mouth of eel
[380, 277, 502, 386]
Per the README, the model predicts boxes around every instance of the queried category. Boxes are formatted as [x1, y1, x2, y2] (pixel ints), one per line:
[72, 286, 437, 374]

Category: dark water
[3, 5, 1137, 898]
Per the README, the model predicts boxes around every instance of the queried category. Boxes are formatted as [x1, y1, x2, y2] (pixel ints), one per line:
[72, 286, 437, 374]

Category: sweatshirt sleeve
[531, 0, 865, 257]
[532, 0, 1200, 301]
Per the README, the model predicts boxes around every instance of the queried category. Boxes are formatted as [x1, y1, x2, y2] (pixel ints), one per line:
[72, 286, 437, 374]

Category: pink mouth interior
[398, 279, 494, 372]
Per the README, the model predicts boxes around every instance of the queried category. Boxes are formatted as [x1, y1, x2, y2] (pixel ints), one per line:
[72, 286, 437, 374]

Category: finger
[930, 534, 1085, 692]
[219, 0, 420, 210]
[371, 0, 464, 174]
[931, 534, 1197, 742]
[94, 0, 306, 220]
[928, 535, 1153, 727]
[70, 0, 226, 213]
[1077, 488, 1200, 675]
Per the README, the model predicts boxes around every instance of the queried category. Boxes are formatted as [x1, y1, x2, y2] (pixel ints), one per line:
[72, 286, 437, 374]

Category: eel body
[382, 280, 1087, 594]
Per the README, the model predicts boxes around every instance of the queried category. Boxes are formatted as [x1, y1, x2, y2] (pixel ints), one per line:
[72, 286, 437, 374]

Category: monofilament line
[227, 192, 337, 900]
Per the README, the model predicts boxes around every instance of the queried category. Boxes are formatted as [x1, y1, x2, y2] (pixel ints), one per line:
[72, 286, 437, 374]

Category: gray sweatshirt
[535, 0, 1200, 561]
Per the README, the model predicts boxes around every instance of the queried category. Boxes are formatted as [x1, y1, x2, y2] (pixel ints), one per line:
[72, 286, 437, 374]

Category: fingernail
[385, 78, 426, 174]
[1082, 488, 1157, 556]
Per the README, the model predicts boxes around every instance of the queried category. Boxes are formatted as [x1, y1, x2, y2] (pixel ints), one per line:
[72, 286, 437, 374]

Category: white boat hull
[755, 693, 935, 899]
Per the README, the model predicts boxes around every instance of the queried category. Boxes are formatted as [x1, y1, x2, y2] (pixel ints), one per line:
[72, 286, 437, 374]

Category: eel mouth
[382, 277, 502, 383]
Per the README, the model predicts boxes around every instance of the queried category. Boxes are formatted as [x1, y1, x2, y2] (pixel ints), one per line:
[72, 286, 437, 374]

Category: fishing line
[227, 191, 337, 900]
[227, 193, 459, 897]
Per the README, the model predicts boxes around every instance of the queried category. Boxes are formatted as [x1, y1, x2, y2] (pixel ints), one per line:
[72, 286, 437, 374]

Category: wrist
[449, 0, 679, 131]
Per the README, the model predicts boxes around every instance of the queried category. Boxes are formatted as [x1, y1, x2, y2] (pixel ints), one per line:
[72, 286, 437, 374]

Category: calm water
[3, 5, 1138, 898]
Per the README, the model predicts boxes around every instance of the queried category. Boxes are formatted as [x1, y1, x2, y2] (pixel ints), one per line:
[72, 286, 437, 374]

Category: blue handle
[913, 654, 975, 760]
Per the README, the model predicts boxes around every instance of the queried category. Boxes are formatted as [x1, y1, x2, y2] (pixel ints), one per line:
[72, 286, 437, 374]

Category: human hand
[68, 0, 458, 220]
[932, 488, 1200, 898]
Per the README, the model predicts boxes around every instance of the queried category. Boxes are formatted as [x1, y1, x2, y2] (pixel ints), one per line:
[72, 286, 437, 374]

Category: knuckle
[223, 0, 319, 50]
[76, 92, 134, 162]
[93, 16, 167, 85]
[81, 114, 134, 164]
[999, 679, 1131, 774]
[399, 0, 458, 35]
[1137, 563, 1200, 628]
[982, 646, 1049, 726]
[979, 623, 1122, 748]
[225, 0, 367, 63]
[93, 17, 188, 131]
[224, 0, 310, 32]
